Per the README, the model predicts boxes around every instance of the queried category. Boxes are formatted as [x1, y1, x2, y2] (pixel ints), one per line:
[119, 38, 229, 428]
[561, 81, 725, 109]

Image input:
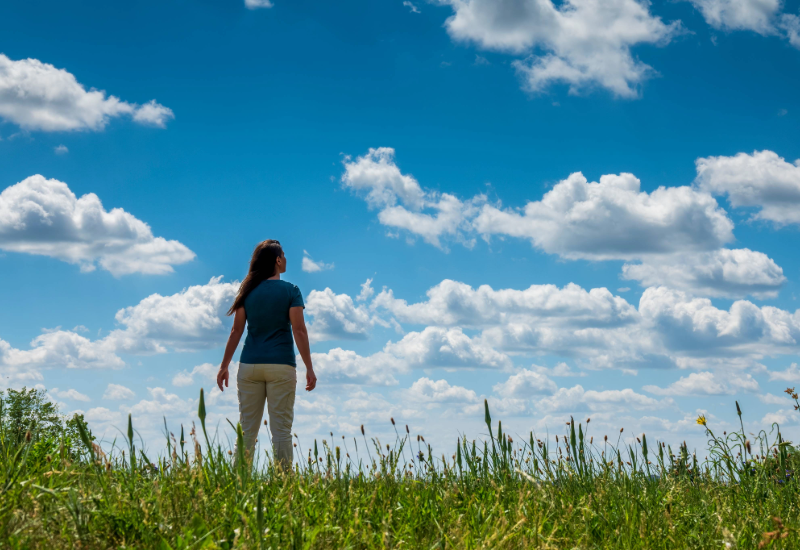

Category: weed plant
[1, 387, 799, 549]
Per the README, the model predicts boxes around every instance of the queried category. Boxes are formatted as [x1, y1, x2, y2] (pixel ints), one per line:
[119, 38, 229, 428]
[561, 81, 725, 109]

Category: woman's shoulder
[275, 279, 302, 294]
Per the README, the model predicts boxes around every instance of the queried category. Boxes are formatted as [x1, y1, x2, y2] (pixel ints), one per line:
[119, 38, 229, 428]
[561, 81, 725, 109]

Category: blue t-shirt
[239, 280, 304, 367]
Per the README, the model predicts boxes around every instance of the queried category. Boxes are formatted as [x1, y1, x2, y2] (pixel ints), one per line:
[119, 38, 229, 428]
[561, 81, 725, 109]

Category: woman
[216, 239, 317, 468]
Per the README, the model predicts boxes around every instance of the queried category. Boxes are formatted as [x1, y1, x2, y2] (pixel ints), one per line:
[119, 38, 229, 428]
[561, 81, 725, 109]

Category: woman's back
[240, 279, 304, 367]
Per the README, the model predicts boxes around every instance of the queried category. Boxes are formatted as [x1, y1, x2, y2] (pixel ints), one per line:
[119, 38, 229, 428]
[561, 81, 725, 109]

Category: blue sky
[2, 0, 800, 456]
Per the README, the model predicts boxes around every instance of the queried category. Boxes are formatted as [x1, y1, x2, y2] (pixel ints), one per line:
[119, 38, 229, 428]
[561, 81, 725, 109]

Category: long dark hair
[227, 239, 283, 315]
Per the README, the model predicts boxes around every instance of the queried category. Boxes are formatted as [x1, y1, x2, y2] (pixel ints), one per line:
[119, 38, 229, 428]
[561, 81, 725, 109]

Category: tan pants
[236, 363, 297, 468]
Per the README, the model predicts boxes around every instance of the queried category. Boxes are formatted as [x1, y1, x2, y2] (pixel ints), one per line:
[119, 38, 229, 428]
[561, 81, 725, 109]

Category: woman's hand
[306, 367, 317, 392]
[217, 366, 229, 392]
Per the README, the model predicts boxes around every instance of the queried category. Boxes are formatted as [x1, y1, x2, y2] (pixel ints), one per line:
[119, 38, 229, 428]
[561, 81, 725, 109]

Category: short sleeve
[291, 284, 304, 308]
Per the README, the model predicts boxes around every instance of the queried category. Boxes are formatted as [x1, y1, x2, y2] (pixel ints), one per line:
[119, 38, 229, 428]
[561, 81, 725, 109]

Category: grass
[1, 387, 799, 549]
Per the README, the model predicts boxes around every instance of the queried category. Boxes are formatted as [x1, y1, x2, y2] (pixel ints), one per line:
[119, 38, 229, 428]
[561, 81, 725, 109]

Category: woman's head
[227, 239, 286, 315]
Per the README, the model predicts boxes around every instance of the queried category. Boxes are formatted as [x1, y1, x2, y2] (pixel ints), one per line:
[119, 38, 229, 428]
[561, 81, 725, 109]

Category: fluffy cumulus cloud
[373, 279, 637, 328]
[437, 0, 680, 97]
[301, 252, 334, 273]
[0, 54, 173, 132]
[51, 388, 91, 402]
[107, 277, 238, 353]
[344, 148, 784, 298]
[643, 371, 759, 396]
[689, 0, 781, 33]
[688, 0, 800, 46]
[0, 175, 195, 275]
[308, 348, 401, 386]
[639, 286, 800, 360]
[384, 326, 513, 370]
[406, 377, 480, 404]
[492, 368, 557, 397]
[306, 326, 513, 386]
[537, 385, 667, 413]
[695, 150, 800, 226]
[305, 288, 373, 342]
[103, 383, 135, 400]
[172, 363, 218, 388]
[341, 148, 484, 248]
[0, 330, 122, 373]
[767, 363, 800, 382]
[622, 249, 786, 298]
[1, 278, 237, 386]
[474, 171, 733, 260]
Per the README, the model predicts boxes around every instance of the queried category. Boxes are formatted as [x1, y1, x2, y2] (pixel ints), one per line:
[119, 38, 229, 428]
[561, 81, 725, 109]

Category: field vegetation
[1, 386, 799, 549]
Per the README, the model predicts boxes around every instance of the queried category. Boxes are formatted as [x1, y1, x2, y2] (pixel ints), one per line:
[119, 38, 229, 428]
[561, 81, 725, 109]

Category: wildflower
[620, 428, 624, 433]
[405, 424, 410, 434]
[361, 425, 365, 436]
[697, 415, 707, 427]
[391, 417, 395, 425]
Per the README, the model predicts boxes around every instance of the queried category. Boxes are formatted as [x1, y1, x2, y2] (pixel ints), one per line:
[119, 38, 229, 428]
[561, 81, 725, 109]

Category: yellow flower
[696, 415, 707, 426]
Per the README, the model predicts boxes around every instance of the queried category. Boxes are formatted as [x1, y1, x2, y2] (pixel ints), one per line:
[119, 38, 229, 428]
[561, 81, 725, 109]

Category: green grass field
[1, 387, 799, 549]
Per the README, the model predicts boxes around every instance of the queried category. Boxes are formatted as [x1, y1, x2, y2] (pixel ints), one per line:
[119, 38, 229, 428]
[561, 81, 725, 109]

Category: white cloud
[403, 1, 421, 13]
[131, 100, 175, 128]
[307, 348, 401, 386]
[758, 393, 788, 405]
[767, 363, 800, 382]
[51, 387, 91, 402]
[474, 171, 733, 260]
[782, 14, 800, 47]
[344, 149, 783, 298]
[1, 330, 122, 371]
[406, 377, 480, 403]
[437, 0, 680, 97]
[384, 326, 513, 370]
[689, 0, 781, 34]
[533, 362, 587, 377]
[695, 150, 800, 225]
[3, 278, 238, 385]
[341, 148, 484, 248]
[761, 408, 800, 425]
[306, 326, 513, 386]
[103, 383, 135, 400]
[643, 371, 759, 396]
[245, 0, 273, 8]
[493, 368, 557, 397]
[357, 278, 374, 302]
[306, 288, 373, 342]
[0, 175, 195, 275]
[538, 384, 666, 413]
[622, 248, 786, 298]
[171, 363, 218, 388]
[639, 286, 800, 358]
[107, 277, 238, 353]
[372, 279, 637, 328]
[342, 147, 426, 209]
[54, 145, 68, 155]
[0, 54, 173, 132]
[128, 387, 195, 417]
[301, 252, 334, 273]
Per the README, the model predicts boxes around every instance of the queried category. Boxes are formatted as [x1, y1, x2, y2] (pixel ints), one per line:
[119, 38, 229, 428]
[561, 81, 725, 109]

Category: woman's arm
[290, 306, 317, 391]
[217, 307, 246, 391]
